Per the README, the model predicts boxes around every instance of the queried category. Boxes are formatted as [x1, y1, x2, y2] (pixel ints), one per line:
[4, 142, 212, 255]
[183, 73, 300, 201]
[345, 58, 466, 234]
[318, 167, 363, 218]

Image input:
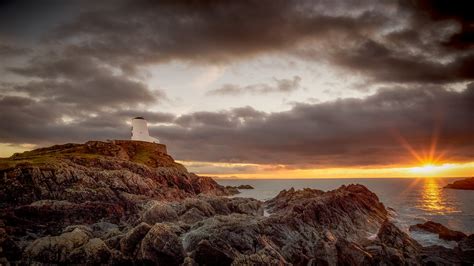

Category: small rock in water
[409, 221, 467, 242]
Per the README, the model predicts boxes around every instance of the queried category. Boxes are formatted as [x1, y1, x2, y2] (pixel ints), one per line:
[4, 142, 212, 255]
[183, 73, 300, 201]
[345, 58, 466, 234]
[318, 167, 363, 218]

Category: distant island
[444, 177, 474, 190]
[225, 184, 255, 194]
[0, 141, 473, 265]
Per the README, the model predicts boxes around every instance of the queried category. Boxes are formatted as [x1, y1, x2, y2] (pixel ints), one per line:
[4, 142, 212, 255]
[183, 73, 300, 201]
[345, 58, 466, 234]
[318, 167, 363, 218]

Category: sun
[410, 164, 437, 174]
[409, 163, 453, 175]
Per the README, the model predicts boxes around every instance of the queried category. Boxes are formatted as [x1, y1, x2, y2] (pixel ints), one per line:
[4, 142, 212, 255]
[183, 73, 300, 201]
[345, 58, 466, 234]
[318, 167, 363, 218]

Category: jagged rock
[182, 185, 394, 265]
[444, 177, 474, 190]
[137, 223, 185, 265]
[367, 220, 422, 265]
[410, 221, 467, 241]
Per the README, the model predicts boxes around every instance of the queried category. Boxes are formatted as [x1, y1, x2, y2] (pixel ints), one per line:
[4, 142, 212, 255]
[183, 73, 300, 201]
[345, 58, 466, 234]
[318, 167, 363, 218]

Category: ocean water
[217, 178, 474, 247]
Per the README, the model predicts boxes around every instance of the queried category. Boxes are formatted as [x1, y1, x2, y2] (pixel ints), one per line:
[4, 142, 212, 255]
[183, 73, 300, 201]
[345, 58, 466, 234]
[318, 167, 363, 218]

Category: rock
[224, 184, 254, 194]
[119, 222, 152, 256]
[418, 235, 474, 265]
[224, 186, 240, 195]
[410, 221, 467, 241]
[458, 234, 474, 262]
[182, 185, 392, 265]
[24, 228, 91, 263]
[444, 177, 474, 190]
[266, 185, 388, 241]
[232, 245, 289, 266]
[420, 245, 462, 265]
[0, 140, 228, 238]
[90, 222, 121, 239]
[0, 141, 467, 266]
[183, 214, 262, 264]
[67, 238, 111, 264]
[237, 184, 254, 189]
[0, 228, 22, 262]
[142, 201, 178, 224]
[369, 220, 422, 265]
[137, 223, 185, 265]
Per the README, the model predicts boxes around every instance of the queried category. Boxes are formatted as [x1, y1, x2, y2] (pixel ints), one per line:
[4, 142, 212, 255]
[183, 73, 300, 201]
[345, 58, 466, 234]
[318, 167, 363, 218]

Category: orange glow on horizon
[179, 160, 474, 179]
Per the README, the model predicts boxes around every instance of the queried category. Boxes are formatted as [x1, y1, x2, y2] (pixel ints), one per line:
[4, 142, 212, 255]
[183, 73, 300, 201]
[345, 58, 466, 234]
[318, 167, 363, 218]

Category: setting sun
[409, 163, 454, 175]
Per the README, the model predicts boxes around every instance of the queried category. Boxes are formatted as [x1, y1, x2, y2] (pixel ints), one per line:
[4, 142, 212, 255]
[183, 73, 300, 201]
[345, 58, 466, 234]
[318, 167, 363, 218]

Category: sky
[0, 0, 473, 178]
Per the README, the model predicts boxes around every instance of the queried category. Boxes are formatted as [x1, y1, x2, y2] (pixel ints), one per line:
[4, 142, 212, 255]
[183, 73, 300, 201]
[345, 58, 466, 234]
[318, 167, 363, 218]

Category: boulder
[24, 228, 91, 263]
[67, 238, 111, 264]
[142, 201, 178, 224]
[138, 223, 185, 265]
[120, 222, 152, 256]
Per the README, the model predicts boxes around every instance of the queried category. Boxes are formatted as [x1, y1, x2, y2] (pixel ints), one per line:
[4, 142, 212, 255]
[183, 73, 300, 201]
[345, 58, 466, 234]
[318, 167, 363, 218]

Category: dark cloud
[3, 84, 472, 167]
[36, 0, 471, 85]
[0, 93, 174, 145]
[14, 76, 162, 109]
[5, 55, 166, 111]
[0, 42, 29, 57]
[328, 40, 474, 84]
[3, 0, 474, 85]
[40, 0, 390, 74]
[207, 76, 301, 96]
[405, 0, 474, 49]
[153, 85, 474, 167]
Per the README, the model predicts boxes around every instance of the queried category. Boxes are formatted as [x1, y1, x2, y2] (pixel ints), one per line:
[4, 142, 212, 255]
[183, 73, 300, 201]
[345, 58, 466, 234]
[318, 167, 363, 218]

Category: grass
[0, 145, 104, 169]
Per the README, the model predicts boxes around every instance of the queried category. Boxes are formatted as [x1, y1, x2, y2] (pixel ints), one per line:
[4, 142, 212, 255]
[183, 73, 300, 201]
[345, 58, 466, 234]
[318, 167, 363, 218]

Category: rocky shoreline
[444, 177, 474, 190]
[1, 141, 473, 265]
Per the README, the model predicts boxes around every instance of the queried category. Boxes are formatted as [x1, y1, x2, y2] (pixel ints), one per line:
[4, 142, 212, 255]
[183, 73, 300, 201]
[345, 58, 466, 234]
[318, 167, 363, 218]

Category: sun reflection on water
[419, 178, 457, 214]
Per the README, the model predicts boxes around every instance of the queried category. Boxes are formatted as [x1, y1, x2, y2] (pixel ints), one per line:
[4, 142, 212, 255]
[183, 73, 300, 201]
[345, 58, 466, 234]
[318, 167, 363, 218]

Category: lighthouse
[131, 117, 160, 143]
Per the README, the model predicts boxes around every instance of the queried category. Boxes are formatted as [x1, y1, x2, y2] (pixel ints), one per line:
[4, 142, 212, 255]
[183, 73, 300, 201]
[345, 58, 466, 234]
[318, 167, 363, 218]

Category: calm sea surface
[217, 178, 474, 247]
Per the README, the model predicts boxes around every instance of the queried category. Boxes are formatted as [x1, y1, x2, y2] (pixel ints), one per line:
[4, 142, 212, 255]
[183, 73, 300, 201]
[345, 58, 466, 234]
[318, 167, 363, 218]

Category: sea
[217, 178, 474, 248]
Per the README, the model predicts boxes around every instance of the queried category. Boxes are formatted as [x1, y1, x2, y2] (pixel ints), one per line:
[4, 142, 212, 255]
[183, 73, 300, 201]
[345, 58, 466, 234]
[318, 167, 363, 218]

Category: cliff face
[0, 141, 227, 236]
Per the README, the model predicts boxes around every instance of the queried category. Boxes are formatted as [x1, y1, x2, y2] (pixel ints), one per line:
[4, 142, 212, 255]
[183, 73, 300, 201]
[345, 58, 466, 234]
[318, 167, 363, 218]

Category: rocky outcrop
[410, 221, 467, 241]
[0, 141, 228, 236]
[444, 177, 474, 190]
[3, 181, 473, 265]
[0, 143, 471, 265]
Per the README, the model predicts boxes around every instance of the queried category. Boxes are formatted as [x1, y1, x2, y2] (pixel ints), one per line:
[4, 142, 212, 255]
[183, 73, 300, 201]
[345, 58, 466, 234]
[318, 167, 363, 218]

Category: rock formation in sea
[225, 184, 255, 194]
[0, 141, 473, 265]
[410, 221, 467, 242]
[444, 177, 474, 190]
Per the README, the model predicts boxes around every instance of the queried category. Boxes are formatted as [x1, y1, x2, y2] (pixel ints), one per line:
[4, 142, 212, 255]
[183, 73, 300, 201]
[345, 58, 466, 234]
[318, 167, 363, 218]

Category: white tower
[131, 117, 160, 143]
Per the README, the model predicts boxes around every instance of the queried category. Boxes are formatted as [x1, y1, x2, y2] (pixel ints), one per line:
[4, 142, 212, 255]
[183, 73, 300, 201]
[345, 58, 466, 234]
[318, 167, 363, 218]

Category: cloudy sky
[1, 0, 473, 178]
